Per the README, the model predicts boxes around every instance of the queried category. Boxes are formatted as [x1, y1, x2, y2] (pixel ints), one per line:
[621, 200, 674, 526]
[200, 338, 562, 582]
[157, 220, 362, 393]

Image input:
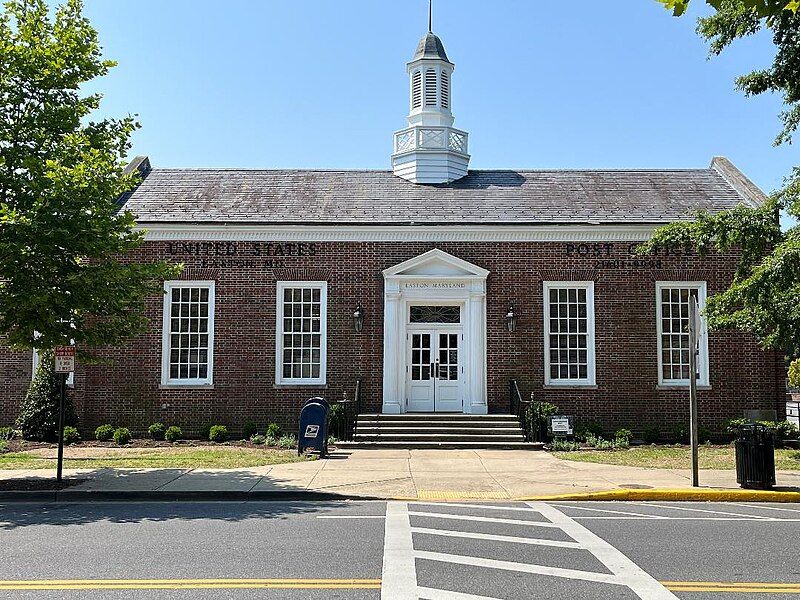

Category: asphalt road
[1, 500, 799, 599]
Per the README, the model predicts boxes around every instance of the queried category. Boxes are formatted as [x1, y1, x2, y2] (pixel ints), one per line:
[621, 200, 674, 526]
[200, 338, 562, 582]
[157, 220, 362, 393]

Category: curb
[514, 488, 800, 503]
[0, 490, 381, 503]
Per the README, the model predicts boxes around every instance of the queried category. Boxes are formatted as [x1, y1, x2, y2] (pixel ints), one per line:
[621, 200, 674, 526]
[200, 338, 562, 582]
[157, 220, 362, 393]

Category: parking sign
[54, 346, 75, 373]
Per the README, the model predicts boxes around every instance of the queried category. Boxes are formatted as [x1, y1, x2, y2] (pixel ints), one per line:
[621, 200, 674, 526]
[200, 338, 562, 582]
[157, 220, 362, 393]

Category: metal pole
[56, 372, 66, 489]
[688, 296, 700, 487]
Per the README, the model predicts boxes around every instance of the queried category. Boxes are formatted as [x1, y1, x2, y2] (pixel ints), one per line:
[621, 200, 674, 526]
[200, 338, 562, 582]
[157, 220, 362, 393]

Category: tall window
[161, 281, 215, 386]
[276, 281, 327, 385]
[411, 70, 422, 109]
[656, 282, 708, 386]
[543, 282, 596, 385]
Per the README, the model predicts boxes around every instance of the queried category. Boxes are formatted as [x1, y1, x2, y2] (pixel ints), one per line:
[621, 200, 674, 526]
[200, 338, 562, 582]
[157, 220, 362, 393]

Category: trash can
[298, 397, 329, 457]
[735, 423, 776, 489]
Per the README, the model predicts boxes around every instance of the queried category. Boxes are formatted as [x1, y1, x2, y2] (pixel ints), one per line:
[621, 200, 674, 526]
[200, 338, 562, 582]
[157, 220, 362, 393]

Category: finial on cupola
[391, 0, 471, 184]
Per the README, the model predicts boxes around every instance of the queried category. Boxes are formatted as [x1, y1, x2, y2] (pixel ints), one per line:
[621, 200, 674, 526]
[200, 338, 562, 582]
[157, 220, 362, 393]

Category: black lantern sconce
[506, 304, 517, 332]
[353, 305, 364, 333]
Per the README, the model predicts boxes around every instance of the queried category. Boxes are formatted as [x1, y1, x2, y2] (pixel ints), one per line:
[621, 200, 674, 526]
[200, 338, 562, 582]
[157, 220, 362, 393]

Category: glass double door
[407, 329, 462, 412]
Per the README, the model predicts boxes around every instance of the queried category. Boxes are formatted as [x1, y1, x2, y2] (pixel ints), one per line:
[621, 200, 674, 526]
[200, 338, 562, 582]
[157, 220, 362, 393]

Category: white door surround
[382, 248, 488, 414]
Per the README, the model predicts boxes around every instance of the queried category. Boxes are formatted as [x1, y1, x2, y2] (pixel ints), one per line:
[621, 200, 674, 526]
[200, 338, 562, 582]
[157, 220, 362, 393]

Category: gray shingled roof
[121, 159, 764, 225]
[413, 32, 450, 62]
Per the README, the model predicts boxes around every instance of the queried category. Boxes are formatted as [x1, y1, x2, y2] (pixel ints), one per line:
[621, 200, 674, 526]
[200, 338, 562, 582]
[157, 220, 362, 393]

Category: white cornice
[137, 224, 658, 242]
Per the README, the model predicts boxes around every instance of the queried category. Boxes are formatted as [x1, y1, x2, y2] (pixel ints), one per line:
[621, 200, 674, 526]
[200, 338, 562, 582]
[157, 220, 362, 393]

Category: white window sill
[543, 383, 598, 390]
[656, 384, 712, 391]
[274, 382, 328, 389]
[160, 383, 214, 390]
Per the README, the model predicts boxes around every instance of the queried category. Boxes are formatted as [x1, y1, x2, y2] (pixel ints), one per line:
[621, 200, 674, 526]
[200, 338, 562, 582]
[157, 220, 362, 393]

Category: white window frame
[275, 281, 328, 386]
[656, 281, 709, 387]
[543, 281, 596, 386]
[161, 280, 215, 387]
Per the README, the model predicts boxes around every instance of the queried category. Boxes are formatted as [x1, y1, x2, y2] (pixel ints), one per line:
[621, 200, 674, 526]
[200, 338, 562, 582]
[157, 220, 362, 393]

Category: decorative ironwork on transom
[409, 305, 461, 324]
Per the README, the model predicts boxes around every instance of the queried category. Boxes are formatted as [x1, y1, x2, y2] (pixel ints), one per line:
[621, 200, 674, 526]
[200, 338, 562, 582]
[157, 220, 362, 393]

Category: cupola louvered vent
[441, 71, 449, 109]
[424, 69, 438, 107]
[411, 70, 422, 109]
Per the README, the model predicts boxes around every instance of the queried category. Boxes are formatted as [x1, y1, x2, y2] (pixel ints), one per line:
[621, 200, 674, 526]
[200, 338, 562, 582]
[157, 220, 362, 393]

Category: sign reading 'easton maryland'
[54, 346, 75, 373]
[166, 242, 319, 269]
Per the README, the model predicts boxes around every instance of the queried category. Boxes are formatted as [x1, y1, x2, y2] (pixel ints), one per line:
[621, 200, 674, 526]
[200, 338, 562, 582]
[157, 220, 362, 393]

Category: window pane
[659, 285, 702, 381]
[546, 285, 590, 381]
[278, 285, 324, 380]
[167, 285, 212, 381]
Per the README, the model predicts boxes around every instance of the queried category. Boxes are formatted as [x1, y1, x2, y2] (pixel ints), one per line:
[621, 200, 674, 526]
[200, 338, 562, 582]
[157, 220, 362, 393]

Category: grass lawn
[0, 447, 309, 470]
[556, 445, 800, 470]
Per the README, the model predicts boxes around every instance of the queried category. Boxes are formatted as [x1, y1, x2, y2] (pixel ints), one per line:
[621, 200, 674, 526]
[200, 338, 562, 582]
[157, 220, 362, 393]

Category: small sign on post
[549, 415, 574, 437]
[54, 346, 75, 373]
[53, 346, 75, 489]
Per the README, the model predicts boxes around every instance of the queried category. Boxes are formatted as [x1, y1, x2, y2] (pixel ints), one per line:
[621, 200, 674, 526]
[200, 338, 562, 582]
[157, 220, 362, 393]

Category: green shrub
[209, 425, 228, 443]
[199, 423, 212, 440]
[0, 426, 15, 441]
[698, 426, 713, 444]
[0, 440, 7, 454]
[614, 428, 633, 448]
[113, 427, 132, 445]
[62, 426, 81, 445]
[576, 422, 604, 442]
[673, 425, 689, 444]
[525, 402, 559, 442]
[148, 422, 166, 441]
[164, 426, 182, 443]
[242, 421, 259, 440]
[757, 420, 799, 447]
[789, 358, 800, 389]
[550, 438, 580, 452]
[250, 434, 266, 445]
[265, 435, 278, 447]
[16, 350, 77, 441]
[95, 424, 114, 441]
[724, 417, 751, 434]
[277, 435, 296, 449]
[642, 426, 660, 444]
[266, 423, 282, 439]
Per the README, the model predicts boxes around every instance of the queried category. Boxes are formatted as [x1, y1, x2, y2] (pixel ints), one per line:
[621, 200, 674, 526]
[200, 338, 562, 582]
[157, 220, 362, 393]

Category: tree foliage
[642, 0, 800, 374]
[0, 0, 180, 357]
[659, 0, 798, 18]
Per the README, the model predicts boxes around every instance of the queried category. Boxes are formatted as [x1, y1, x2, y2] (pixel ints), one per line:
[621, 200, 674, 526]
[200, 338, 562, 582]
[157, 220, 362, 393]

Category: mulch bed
[0, 478, 86, 492]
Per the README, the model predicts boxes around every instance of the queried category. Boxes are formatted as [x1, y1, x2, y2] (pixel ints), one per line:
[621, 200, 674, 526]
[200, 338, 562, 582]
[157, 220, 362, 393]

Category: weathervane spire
[428, 0, 432, 32]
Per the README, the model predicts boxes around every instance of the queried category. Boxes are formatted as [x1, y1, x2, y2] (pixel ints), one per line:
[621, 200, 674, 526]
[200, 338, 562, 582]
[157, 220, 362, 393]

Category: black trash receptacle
[735, 424, 776, 489]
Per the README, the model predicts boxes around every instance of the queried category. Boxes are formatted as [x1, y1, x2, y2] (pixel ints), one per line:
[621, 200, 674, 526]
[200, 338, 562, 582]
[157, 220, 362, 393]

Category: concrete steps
[336, 413, 543, 450]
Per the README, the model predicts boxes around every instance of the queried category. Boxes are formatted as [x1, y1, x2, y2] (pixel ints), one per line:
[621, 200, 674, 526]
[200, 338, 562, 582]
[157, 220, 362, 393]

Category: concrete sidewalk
[2, 449, 799, 501]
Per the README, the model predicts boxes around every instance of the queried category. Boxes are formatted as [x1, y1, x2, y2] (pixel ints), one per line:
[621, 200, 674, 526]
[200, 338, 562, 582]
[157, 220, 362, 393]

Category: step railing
[509, 379, 534, 442]
[332, 379, 362, 442]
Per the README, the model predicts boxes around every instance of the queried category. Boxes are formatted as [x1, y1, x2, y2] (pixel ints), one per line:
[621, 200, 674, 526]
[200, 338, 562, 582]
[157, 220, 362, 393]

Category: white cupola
[391, 5, 470, 184]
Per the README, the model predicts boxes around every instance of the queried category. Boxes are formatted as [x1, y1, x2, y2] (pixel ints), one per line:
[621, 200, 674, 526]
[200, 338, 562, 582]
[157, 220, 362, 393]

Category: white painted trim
[161, 280, 215, 387]
[655, 281, 709, 387]
[383, 249, 488, 415]
[139, 223, 658, 243]
[543, 281, 596, 386]
[275, 281, 328, 386]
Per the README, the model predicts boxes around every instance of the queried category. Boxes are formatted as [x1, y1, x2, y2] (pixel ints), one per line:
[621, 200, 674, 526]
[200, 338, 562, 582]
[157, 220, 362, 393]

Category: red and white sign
[54, 346, 76, 373]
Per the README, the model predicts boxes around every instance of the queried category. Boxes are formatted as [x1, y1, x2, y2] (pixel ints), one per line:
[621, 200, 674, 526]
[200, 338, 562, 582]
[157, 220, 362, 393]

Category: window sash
[656, 282, 708, 386]
[543, 282, 596, 385]
[161, 281, 215, 385]
[275, 281, 327, 385]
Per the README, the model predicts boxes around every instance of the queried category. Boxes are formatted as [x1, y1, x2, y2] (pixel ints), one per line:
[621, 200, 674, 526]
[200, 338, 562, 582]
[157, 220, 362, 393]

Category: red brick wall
[0, 239, 786, 437]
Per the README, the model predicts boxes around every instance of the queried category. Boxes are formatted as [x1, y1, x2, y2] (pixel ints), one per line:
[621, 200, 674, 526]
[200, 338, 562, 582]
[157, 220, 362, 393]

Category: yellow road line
[662, 581, 800, 593]
[0, 578, 381, 590]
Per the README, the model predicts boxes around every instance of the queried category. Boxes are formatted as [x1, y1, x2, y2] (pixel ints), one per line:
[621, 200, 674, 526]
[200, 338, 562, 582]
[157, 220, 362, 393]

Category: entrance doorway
[406, 306, 463, 412]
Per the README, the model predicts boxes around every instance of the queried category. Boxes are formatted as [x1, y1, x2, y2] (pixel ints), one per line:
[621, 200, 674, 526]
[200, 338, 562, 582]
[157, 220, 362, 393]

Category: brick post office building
[0, 27, 786, 442]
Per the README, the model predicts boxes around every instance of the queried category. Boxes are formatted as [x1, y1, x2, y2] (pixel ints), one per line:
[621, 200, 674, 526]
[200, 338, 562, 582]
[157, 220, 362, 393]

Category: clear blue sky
[80, 0, 795, 225]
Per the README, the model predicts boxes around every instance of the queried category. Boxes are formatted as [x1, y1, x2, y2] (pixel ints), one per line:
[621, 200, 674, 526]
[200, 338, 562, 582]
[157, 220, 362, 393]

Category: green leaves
[0, 0, 180, 356]
[658, 0, 798, 17]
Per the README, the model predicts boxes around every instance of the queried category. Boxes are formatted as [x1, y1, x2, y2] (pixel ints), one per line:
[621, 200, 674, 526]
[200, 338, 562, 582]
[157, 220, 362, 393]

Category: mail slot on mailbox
[298, 397, 329, 457]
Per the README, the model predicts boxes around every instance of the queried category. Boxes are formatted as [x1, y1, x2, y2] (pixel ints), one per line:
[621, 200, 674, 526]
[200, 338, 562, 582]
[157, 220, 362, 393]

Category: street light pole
[688, 296, 700, 488]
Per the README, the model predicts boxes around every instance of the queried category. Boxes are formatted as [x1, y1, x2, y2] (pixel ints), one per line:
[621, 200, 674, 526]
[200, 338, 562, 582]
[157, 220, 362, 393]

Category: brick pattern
[0, 240, 786, 437]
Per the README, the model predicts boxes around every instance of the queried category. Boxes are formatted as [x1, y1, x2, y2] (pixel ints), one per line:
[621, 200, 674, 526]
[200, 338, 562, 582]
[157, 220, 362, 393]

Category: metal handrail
[509, 379, 534, 442]
[352, 379, 362, 442]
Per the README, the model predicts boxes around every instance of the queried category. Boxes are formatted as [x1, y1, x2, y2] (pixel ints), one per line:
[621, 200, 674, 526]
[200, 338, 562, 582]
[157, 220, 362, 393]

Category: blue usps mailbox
[298, 397, 329, 456]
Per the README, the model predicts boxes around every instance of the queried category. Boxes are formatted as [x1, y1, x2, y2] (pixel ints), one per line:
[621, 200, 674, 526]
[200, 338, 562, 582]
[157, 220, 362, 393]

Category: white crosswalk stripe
[381, 500, 680, 600]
